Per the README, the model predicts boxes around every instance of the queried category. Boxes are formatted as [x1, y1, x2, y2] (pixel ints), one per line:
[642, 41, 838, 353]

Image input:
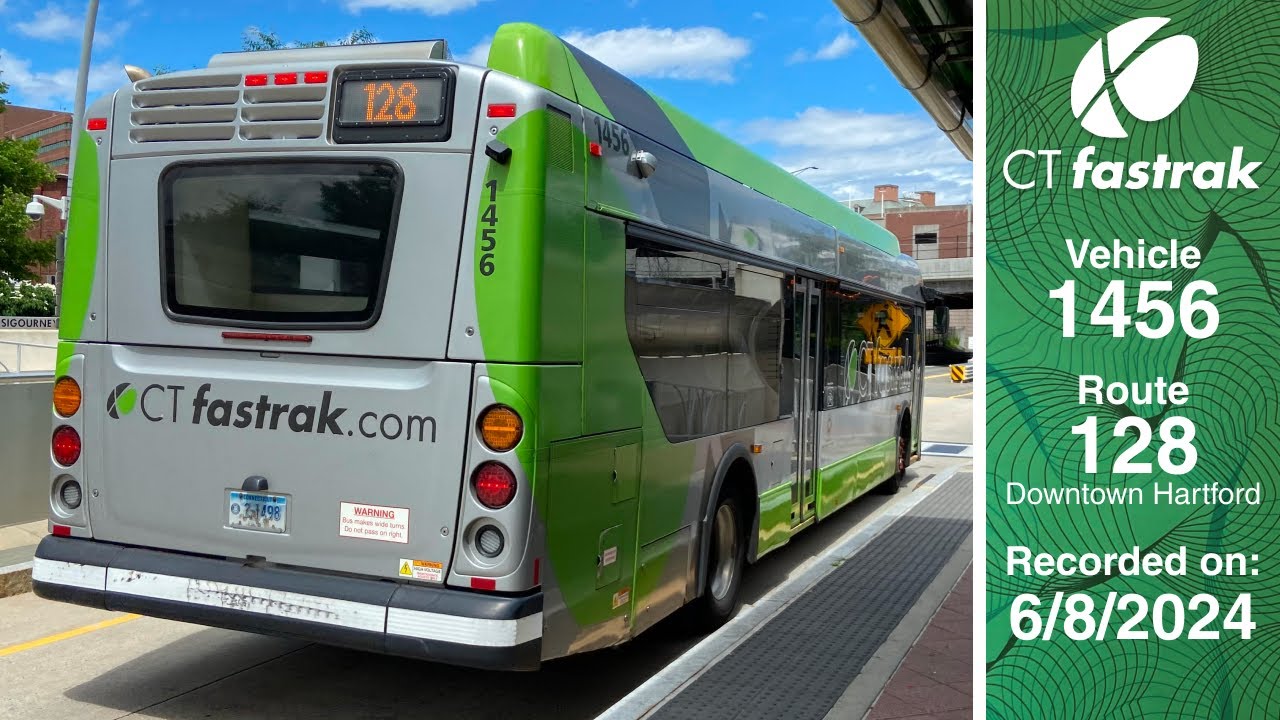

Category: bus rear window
[162, 161, 401, 326]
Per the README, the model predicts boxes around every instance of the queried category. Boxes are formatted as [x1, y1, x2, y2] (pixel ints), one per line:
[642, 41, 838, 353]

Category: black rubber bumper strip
[33, 535, 542, 671]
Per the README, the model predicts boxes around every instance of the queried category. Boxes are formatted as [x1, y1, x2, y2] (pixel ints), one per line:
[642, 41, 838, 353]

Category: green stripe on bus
[815, 437, 897, 518]
[58, 131, 100, 358]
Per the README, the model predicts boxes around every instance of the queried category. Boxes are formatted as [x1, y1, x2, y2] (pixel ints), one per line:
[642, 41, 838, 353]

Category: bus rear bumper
[32, 535, 542, 671]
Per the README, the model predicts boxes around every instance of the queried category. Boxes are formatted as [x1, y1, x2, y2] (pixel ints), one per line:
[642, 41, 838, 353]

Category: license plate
[227, 491, 288, 534]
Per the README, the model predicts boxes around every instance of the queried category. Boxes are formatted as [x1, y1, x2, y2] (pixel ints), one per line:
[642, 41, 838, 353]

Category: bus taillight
[477, 405, 522, 452]
[53, 377, 82, 417]
[52, 426, 81, 467]
[472, 462, 516, 509]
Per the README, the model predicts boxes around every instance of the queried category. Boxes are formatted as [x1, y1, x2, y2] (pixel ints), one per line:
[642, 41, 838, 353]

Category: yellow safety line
[0, 614, 139, 657]
[954, 390, 974, 398]
[924, 372, 950, 380]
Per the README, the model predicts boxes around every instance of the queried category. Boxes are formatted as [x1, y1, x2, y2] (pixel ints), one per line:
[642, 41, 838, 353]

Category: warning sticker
[398, 559, 444, 583]
[339, 501, 409, 544]
[612, 587, 630, 610]
[601, 546, 617, 567]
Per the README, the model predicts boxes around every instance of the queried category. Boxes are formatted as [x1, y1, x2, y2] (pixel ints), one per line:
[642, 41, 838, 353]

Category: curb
[0, 562, 33, 599]
[597, 463, 969, 720]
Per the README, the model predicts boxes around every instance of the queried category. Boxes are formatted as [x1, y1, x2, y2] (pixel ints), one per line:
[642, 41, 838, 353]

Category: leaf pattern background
[988, 2, 1280, 717]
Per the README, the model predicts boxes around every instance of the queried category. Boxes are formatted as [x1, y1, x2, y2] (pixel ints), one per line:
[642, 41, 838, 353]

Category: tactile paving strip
[649, 472, 972, 720]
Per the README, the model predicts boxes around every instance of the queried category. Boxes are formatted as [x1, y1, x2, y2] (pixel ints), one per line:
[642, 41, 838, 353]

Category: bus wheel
[876, 431, 907, 495]
[692, 493, 746, 630]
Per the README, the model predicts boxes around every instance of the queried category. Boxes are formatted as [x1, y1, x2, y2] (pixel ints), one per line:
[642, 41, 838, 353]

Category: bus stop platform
[599, 468, 973, 720]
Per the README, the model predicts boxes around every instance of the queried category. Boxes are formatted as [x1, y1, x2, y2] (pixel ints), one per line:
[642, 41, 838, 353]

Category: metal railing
[905, 234, 971, 260]
[0, 340, 57, 374]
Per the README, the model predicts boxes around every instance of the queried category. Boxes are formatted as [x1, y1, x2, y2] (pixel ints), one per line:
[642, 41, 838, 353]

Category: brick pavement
[866, 566, 973, 720]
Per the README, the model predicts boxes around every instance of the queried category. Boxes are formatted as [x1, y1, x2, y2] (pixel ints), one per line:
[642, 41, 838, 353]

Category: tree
[243, 26, 377, 51]
[0, 72, 56, 282]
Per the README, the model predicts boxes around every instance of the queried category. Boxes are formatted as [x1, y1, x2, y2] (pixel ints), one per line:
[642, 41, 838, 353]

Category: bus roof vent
[129, 73, 242, 143]
[239, 84, 327, 141]
[127, 71, 330, 143]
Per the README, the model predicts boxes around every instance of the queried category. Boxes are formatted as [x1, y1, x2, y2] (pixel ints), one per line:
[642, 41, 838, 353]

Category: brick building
[1, 105, 73, 283]
[844, 184, 973, 354]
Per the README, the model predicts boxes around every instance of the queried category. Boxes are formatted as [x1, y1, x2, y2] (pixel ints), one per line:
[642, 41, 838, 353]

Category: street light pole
[790, 165, 818, 176]
[58, 0, 99, 316]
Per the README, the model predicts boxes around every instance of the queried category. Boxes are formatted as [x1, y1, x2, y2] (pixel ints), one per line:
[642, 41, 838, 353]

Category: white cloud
[15, 5, 79, 41]
[342, 0, 485, 14]
[95, 20, 131, 48]
[751, 12, 766, 20]
[736, 107, 972, 203]
[0, 51, 123, 109]
[787, 31, 857, 64]
[459, 36, 491, 66]
[562, 26, 750, 83]
[13, 7, 129, 48]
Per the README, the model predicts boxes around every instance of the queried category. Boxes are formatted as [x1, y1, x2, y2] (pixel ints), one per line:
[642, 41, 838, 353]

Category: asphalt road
[0, 388, 973, 720]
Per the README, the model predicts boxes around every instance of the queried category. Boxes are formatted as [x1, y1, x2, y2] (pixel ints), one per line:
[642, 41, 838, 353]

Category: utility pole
[57, 0, 100, 317]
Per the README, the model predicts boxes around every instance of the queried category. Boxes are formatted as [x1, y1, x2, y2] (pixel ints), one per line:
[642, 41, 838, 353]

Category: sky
[0, 0, 972, 203]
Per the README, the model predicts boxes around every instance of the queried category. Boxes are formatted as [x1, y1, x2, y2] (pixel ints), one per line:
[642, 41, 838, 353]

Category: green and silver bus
[33, 23, 924, 670]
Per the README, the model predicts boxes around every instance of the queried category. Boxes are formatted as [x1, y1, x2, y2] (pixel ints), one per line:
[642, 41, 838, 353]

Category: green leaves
[242, 26, 377, 51]
[0, 275, 56, 316]
[0, 137, 57, 282]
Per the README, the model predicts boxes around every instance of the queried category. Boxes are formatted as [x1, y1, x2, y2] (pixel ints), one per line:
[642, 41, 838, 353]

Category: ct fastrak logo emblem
[106, 383, 136, 419]
[1002, 15, 1260, 192]
[1071, 17, 1198, 139]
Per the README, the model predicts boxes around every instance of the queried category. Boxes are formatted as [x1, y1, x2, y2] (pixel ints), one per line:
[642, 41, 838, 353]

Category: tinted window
[163, 161, 400, 325]
[821, 290, 916, 409]
[625, 238, 789, 441]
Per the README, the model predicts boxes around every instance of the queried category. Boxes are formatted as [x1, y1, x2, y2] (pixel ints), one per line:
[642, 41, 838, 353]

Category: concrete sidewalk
[0, 521, 45, 598]
[865, 567, 973, 720]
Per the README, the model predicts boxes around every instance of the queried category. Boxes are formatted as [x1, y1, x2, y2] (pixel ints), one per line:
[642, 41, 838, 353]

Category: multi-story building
[844, 184, 973, 354]
[1, 105, 73, 284]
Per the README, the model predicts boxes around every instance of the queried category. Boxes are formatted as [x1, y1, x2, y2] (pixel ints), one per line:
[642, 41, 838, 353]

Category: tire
[690, 493, 747, 631]
[876, 427, 908, 495]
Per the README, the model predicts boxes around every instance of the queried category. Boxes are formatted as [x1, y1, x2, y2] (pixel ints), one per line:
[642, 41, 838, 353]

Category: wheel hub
[709, 503, 738, 601]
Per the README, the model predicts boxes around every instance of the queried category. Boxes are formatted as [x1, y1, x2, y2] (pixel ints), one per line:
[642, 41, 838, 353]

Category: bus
[32, 22, 924, 671]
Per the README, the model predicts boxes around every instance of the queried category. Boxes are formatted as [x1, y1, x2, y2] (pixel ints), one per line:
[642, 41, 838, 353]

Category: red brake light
[86, 118, 108, 131]
[52, 425, 81, 466]
[245, 74, 268, 86]
[472, 462, 516, 509]
[304, 71, 328, 84]
[274, 72, 298, 85]
[487, 103, 516, 118]
[222, 331, 313, 343]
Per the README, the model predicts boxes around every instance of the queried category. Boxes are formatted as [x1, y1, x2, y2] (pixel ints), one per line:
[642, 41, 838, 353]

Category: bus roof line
[484, 23, 904, 259]
[208, 40, 448, 68]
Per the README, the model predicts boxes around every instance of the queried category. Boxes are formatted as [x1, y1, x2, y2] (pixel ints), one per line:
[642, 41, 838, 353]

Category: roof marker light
[274, 73, 298, 85]
[245, 74, 268, 86]
[87, 118, 108, 131]
[487, 103, 517, 118]
[588, 142, 603, 157]
[304, 71, 329, 84]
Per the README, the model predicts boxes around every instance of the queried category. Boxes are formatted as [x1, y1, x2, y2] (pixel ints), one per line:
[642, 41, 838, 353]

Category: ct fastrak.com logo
[1003, 17, 1261, 191]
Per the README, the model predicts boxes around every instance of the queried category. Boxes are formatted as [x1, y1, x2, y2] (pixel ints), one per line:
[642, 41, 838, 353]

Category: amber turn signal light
[53, 377, 82, 417]
[478, 405, 523, 452]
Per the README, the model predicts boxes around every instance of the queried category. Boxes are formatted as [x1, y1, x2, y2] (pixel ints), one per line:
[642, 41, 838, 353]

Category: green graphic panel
[988, 1, 1280, 717]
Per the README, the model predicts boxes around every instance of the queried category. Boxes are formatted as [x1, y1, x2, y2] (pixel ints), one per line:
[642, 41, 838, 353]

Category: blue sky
[0, 0, 971, 202]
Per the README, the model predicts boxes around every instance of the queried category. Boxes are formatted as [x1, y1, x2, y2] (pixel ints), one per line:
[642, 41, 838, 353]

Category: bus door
[792, 277, 822, 526]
